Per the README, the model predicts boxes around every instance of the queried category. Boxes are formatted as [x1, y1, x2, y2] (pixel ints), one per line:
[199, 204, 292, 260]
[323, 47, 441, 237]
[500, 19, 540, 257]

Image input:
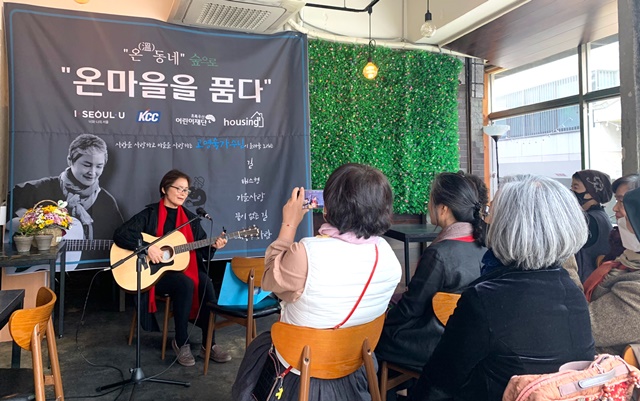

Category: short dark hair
[431, 172, 484, 245]
[159, 169, 190, 198]
[612, 174, 640, 193]
[323, 163, 393, 238]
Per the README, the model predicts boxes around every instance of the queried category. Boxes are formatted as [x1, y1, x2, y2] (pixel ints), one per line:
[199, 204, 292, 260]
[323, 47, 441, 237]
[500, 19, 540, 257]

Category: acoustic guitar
[110, 226, 260, 292]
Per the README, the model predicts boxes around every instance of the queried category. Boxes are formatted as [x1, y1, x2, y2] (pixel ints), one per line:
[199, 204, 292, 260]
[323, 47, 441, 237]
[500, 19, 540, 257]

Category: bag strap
[333, 244, 379, 330]
[558, 357, 635, 397]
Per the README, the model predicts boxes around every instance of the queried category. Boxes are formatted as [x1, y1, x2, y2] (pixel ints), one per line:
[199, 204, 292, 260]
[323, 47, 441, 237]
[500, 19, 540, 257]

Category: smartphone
[303, 189, 324, 209]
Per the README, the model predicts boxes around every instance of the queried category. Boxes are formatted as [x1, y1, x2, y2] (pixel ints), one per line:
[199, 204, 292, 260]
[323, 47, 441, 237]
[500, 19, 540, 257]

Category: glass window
[587, 35, 619, 92]
[587, 97, 622, 179]
[492, 105, 582, 187]
[491, 49, 578, 112]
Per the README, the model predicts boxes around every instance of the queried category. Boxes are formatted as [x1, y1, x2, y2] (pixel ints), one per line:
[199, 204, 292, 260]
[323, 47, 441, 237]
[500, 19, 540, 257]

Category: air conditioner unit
[167, 0, 305, 33]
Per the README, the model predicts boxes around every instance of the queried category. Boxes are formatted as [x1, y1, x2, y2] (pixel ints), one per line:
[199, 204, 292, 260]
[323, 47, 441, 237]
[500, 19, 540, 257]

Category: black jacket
[575, 206, 613, 282]
[376, 240, 485, 370]
[410, 265, 595, 401]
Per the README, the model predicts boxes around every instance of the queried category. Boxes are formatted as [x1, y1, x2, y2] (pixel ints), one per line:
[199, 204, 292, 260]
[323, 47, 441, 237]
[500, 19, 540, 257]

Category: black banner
[5, 3, 310, 271]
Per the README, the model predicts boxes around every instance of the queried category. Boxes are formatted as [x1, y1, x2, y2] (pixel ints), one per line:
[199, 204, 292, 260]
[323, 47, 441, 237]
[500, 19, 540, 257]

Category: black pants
[155, 270, 216, 346]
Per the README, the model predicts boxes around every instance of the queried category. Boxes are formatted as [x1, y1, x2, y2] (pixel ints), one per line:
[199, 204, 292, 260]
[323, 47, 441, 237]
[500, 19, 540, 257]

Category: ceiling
[0, 0, 620, 71]
[446, 0, 619, 70]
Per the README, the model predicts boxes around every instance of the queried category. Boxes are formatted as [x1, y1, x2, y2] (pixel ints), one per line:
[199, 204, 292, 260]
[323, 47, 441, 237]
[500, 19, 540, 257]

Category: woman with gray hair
[409, 175, 595, 401]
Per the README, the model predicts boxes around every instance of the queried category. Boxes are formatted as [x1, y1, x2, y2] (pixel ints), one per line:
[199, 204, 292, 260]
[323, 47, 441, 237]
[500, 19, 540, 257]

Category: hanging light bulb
[420, 0, 437, 38]
[363, 55, 379, 80]
[362, 7, 378, 80]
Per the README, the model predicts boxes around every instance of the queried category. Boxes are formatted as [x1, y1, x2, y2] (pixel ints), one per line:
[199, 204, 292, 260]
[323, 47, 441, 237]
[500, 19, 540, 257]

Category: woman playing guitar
[113, 169, 230, 367]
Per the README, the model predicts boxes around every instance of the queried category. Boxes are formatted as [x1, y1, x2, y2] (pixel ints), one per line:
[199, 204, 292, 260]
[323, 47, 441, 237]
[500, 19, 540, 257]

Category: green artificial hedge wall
[308, 39, 464, 215]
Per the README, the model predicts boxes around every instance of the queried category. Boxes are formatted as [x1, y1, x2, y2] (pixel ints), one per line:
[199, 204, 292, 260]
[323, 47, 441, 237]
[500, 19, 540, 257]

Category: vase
[35, 234, 54, 251]
[14, 235, 33, 253]
[39, 227, 63, 246]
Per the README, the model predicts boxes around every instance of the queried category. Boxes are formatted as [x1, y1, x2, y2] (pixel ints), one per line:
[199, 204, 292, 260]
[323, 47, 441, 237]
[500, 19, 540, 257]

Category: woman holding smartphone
[233, 163, 402, 401]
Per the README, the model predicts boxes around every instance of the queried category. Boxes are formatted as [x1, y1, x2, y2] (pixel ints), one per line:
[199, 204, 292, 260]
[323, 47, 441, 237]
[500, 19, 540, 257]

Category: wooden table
[385, 224, 440, 287]
[0, 289, 25, 368]
[0, 241, 67, 337]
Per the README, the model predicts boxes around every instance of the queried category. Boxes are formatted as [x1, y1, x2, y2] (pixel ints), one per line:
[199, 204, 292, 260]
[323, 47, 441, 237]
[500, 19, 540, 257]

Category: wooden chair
[379, 292, 461, 401]
[0, 287, 63, 401]
[271, 313, 386, 401]
[128, 294, 173, 360]
[623, 345, 640, 368]
[203, 257, 280, 375]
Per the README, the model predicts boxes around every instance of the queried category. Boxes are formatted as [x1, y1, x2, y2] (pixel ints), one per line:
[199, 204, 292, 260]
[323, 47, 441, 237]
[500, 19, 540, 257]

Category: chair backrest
[9, 287, 56, 351]
[271, 313, 386, 379]
[624, 345, 640, 368]
[432, 292, 461, 326]
[7, 286, 62, 401]
[231, 257, 266, 287]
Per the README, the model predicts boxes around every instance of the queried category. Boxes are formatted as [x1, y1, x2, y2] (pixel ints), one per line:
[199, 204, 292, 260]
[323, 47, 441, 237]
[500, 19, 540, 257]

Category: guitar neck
[173, 231, 246, 254]
[65, 239, 114, 251]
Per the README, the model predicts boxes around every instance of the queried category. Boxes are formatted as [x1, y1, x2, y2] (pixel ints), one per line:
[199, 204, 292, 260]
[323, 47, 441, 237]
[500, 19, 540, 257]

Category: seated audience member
[376, 172, 486, 372]
[410, 175, 595, 401]
[571, 169, 613, 282]
[232, 163, 402, 401]
[601, 174, 640, 264]
[584, 183, 640, 355]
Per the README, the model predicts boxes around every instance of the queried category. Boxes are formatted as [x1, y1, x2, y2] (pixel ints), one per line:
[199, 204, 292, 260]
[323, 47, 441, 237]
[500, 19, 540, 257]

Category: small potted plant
[14, 216, 37, 252]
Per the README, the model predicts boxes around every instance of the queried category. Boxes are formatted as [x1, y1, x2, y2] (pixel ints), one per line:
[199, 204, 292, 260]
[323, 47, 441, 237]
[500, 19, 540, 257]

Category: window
[491, 49, 578, 112]
[587, 35, 620, 92]
[488, 35, 621, 189]
[493, 106, 582, 186]
[587, 98, 622, 179]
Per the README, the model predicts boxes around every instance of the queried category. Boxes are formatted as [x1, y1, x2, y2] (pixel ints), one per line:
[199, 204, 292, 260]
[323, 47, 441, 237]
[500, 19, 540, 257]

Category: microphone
[196, 207, 212, 221]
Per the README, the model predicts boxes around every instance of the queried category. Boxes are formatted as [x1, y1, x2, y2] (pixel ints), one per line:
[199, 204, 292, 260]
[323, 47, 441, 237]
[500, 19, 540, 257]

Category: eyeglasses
[170, 185, 191, 195]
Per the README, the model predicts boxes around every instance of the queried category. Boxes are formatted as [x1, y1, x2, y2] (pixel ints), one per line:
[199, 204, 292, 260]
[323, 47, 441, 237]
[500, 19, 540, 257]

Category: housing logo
[223, 112, 264, 128]
[137, 110, 161, 123]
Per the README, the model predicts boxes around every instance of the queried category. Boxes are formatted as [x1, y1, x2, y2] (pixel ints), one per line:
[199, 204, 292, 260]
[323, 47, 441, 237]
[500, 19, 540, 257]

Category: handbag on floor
[503, 354, 640, 401]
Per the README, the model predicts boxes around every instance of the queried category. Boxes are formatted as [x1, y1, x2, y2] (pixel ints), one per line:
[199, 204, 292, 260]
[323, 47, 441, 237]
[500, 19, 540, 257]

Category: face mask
[618, 218, 640, 252]
[573, 191, 590, 206]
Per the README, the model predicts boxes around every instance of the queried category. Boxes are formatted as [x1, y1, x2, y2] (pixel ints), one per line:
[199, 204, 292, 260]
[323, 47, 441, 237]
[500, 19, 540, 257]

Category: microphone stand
[96, 214, 204, 394]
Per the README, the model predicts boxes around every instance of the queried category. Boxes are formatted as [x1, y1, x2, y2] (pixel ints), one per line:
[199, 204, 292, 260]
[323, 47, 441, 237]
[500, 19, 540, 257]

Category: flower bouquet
[19, 200, 73, 245]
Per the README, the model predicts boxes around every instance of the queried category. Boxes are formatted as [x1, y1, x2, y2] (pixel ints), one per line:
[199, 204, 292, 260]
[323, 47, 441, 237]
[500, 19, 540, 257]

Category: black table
[0, 241, 67, 337]
[385, 224, 440, 287]
[0, 289, 25, 368]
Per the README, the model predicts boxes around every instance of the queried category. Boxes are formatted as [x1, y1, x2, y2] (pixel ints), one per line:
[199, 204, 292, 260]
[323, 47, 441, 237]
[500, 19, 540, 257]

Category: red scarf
[583, 260, 625, 302]
[148, 201, 200, 319]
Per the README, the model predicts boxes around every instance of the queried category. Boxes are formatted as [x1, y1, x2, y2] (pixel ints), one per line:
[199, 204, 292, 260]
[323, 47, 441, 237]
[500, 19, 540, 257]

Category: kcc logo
[137, 110, 161, 123]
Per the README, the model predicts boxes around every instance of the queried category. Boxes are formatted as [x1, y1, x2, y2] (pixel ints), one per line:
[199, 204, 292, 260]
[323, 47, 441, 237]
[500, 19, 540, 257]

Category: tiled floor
[0, 270, 278, 401]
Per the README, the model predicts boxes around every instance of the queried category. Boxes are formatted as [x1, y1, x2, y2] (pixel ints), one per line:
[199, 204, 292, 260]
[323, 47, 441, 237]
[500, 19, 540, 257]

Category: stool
[128, 295, 172, 360]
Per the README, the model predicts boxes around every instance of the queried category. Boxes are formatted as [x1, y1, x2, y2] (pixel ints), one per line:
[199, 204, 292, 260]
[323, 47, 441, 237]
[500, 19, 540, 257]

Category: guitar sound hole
[161, 247, 173, 261]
